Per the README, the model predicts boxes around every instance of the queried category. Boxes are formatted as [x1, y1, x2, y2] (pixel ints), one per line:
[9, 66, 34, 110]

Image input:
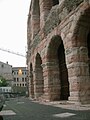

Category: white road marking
[53, 112, 76, 118]
[0, 110, 16, 115]
[17, 101, 24, 104]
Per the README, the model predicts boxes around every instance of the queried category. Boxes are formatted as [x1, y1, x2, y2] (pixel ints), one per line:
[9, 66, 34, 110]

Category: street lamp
[18, 69, 22, 76]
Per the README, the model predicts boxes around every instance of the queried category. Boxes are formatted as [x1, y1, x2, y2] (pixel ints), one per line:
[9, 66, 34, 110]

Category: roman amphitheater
[27, 0, 90, 104]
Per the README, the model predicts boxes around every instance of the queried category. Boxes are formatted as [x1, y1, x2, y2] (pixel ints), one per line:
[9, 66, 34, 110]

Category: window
[25, 72, 27, 75]
[1, 64, 4, 68]
[17, 78, 19, 82]
[3, 89, 5, 92]
[25, 78, 27, 82]
[6, 89, 8, 92]
[22, 78, 24, 82]
[14, 78, 16, 82]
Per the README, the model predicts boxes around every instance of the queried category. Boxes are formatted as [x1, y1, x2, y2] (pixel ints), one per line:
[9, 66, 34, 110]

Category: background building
[27, 0, 90, 104]
[12, 67, 28, 95]
[0, 61, 13, 86]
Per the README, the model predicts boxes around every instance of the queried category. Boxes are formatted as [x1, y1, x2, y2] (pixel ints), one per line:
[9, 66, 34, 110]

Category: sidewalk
[49, 101, 90, 110]
[34, 100, 90, 111]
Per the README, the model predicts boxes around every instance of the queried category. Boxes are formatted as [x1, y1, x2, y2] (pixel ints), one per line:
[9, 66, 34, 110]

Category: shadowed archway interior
[57, 41, 69, 100]
[87, 32, 90, 74]
[30, 63, 34, 98]
[35, 53, 44, 98]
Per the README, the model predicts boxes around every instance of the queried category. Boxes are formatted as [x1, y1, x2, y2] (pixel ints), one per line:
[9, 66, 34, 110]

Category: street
[0, 97, 90, 120]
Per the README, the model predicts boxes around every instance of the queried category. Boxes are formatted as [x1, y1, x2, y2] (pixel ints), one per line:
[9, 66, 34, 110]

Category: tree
[0, 76, 8, 87]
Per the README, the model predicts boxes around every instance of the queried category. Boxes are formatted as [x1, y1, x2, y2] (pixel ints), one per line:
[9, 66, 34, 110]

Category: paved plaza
[0, 97, 90, 120]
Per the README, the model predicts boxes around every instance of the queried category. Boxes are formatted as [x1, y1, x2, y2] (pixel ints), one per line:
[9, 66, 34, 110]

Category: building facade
[27, 0, 90, 104]
[12, 67, 28, 94]
[12, 67, 27, 87]
[0, 61, 13, 86]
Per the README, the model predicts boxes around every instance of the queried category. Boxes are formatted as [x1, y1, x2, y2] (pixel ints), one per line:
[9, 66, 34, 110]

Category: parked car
[0, 94, 5, 111]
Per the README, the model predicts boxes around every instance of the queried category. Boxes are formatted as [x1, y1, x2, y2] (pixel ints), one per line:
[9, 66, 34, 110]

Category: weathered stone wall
[27, 0, 90, 104]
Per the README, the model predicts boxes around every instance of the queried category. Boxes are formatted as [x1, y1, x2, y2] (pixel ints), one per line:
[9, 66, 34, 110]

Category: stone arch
[68, 5, 90, 103]
[46, 35, 69, 100]
[71, 5, 90, 46]
[39, 0, 59, 30]
[34, 53, 44, 99]
[73, 6, 90, 73]
[47, 35, 61, 61]
[29, 63, 34, 98]
[31, 0, 40, 38]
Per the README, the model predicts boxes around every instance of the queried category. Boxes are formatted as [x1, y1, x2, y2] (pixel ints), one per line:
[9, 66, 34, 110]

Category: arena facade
[27, 0, 90, 104]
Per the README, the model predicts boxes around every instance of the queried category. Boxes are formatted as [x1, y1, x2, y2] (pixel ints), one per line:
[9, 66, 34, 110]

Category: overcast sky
[0, 0, 31, 67]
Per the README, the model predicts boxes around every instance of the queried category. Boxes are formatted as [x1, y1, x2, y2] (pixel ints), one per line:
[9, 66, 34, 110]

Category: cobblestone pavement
[0, 97, 90, 120]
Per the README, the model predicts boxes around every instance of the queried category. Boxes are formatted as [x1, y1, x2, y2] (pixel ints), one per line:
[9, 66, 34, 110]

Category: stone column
[33, 70, 39, 99]
[66, 47, 90, 104]
[33, 69, 44, 100]
[29, 73, 34, 99]
[42, 61, 61, 101]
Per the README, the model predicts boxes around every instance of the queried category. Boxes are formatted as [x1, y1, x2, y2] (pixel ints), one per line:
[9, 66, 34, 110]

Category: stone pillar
[29, 75, 34, 99]
[33, 69, 44, 100]
[66, 47, 90, 104]
[33, 70, 38, 99]
[42, 62, 61, 101]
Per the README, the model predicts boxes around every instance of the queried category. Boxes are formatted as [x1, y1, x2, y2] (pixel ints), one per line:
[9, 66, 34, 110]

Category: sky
[0, 0, 31, 67]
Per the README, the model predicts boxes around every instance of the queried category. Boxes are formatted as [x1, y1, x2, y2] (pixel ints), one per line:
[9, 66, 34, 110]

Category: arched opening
[30, 63, 34, 98]
[52, 0, 59, 6]
[47, 35, 69, 101]
[87, 32, 90, 74]
[35, 53, 44, 98]
[57, 41, 69, 100]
